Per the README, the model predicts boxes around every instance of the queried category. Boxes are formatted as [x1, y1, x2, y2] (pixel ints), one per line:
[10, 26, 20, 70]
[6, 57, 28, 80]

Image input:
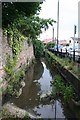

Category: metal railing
[48, 48, 80, 63]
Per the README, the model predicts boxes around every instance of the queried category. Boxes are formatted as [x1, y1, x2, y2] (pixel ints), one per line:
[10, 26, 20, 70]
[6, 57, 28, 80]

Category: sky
[39, 0, 80, 40]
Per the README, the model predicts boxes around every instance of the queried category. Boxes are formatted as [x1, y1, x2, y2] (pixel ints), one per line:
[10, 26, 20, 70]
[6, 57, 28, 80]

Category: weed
[46, 51, 80, 79]
[52, 74, 74, 103]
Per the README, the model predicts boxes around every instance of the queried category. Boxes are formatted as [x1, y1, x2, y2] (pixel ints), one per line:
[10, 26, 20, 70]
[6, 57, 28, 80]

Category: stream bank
[4, 59, 79, 119]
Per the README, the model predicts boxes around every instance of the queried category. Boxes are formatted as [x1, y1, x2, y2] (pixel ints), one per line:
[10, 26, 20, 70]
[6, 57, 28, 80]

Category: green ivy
[7, 26, 25, 59]
[3, 54, 25, 96]
[4, 55, 16, 76]
[6, 68, 25, 96]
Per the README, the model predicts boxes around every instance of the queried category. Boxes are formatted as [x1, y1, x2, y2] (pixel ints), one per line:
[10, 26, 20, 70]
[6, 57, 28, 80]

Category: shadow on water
[10, 59, 78, 119]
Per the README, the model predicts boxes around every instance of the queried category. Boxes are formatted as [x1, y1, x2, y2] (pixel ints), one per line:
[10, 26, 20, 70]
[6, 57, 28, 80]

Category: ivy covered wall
[0, 30, 34, 98]
[1, 2, 55, 99]
[2, 33, 34, 70]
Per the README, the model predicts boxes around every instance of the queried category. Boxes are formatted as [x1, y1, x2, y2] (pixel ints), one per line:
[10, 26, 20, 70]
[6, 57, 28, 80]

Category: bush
[33, 39, 45, 59]
[52, 74, 74, 102]
[45, 42, 55, 49]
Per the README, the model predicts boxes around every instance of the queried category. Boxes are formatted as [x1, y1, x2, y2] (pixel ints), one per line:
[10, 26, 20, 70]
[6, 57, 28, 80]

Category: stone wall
[0, 30, 35, 109]
[16, 40, 34, 70]
[0, 29, 2, 69]
[0, 29, 2, 110]
[2, 34, 12, 67]
[2, 33, 34, 71]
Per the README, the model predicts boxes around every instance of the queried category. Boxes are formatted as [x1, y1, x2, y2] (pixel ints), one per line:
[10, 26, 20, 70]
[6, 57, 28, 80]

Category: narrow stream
[11, 60, 76, 119]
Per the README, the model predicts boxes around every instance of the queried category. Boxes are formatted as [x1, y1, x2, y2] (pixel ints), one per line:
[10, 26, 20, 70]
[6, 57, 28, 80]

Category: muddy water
[11, 60, 76, 119]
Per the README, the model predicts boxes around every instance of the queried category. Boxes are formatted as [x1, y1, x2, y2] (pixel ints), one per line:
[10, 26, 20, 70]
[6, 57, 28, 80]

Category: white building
[67, 37, 78, 48]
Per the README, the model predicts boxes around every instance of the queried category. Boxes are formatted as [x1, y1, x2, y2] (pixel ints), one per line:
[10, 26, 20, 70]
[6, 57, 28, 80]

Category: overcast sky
[39, 0, 80, 40]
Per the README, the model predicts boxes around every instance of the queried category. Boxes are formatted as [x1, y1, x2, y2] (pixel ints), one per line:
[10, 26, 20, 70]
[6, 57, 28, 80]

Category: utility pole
[73, 25, 77, 61]
[57, 0, 59, 52]
[53, 27, 54, 42]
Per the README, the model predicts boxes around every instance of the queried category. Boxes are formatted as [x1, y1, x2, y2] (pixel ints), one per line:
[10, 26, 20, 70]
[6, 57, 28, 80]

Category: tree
[2, 2, 42, 28]
[45, 42, 55, 49]
[33, 39, 44, 59]
[15, 15, 55, 40]
[2, 2, 56, 58]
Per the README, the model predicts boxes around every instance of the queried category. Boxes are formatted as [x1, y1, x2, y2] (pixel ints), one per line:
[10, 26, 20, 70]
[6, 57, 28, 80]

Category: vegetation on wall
[2, 2, 56, 96]
[45, 51, 79, 103]
[2, 2, 56, 59]
[52, 74, 75, 102]
[15, 15, 55, 40]
[46, 51, 80, 79]
[3, 55, 25, 96]
[5, 26, 26, 59]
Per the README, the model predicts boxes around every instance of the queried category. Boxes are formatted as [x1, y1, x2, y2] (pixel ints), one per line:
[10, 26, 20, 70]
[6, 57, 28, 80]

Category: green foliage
[45, 42, 55, 49]
[53, 75, 65, 93]
[14, 15, 55, 40]
[5, 68, 25, 96]
[64, 85, 74, 102]
[4, 55, 16, 76]
[2, 2, 56, 96]
[2, 2, 42, 28]
[3, 2, 56, 60]
[46, 51, 80, 78]
[3, 11, 55, 59]
[6, 69, 25, 96]
[46, 51, 70, 67]
[33, 39, 44, 59]
[0, 107, 8, 118]
[52, 74, 74, 102]
[3, 3, 55, 40]
[24, 112, 30, 119]
[6, 26, 26, 58]
[4, 54, 25, 96]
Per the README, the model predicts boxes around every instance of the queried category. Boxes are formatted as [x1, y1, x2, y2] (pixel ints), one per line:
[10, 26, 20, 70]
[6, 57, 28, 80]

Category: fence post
[61, 49, 62, 58]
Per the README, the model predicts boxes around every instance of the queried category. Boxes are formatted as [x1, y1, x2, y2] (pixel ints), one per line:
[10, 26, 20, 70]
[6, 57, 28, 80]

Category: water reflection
[37, 62, 52, 94]
[12, 62, 44, 109]
[33, 61, 44, 80]
[12, 60, 68, 118]
[33, 100, 65, 118]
